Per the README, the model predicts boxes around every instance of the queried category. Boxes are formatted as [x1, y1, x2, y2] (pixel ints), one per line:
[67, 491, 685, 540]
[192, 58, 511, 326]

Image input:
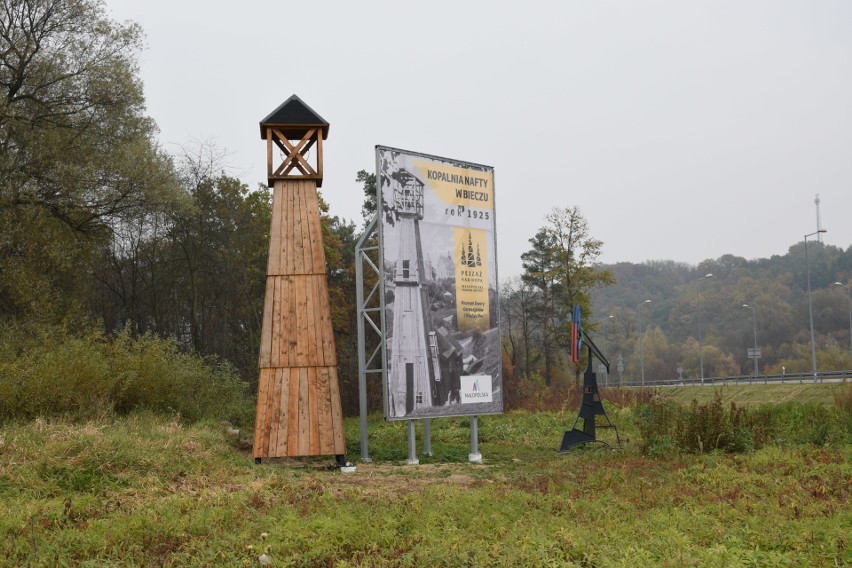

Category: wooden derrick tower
[253, 95, 346, 462]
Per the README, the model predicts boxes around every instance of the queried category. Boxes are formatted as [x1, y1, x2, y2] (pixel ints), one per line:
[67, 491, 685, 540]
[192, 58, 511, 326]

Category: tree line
[500, 241, 852, 387]
[584, 248, 852, 383]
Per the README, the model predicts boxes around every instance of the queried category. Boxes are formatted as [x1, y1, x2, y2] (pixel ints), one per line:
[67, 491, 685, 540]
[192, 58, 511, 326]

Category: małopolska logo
[460, 375, 492, 403]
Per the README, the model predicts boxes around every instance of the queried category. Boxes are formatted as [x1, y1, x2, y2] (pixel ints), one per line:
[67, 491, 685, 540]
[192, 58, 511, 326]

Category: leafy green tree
[522, 206, 613, 384]
[676, 337, 740, 379]
[88, 141, 271, 384]
[0, 0, 177, 320]
[321, 208, 362, 415]
[356, 169, 377, 227]
[628, 326, 680, 382]
[521, 227, 558, 384]
[544, 206, 614, 320]
[163, 168, 270, 383]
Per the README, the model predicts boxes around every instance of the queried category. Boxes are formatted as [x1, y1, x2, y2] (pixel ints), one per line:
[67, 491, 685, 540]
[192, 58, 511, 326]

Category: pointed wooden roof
[260, 94, 329, 140]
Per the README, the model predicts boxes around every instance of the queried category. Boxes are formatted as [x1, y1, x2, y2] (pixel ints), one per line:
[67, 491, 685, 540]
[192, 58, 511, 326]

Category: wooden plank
[281, 182, 295, 274]
[291, 182, 305, 274]
[309, 276, 325, 366]
[280, 180, 291, 276]
[304, 274, 318, 366]
[258, 277, 275, 368]
[255, 368, 268, 458]
[299, 184, 314, 275]
[282, 276, 298, 367]
[326, 365, 346, 455]
[295, 276, 309, 366]
[270, 277, 282, 368]
[316, 136, 323, 179]
[308, 367, 320, 455]
[277, 276, 287, 367]
[253, 367, 273, 458]
[305, 185, 327, 274]
[315, 276, 337, 366]
[277, 182, 288, 275]
[265, 366, 279, 457]
[319, 276, 335, 366]
[303, 181, 314, 273]
[283, 181, 295, 275]
[297, 367, 311, 455]
[274, 367, 290, 457]
[315, 366, 335, 455]
[287, 367, 300, 453]
[267, 366, 283, 456]
[267, 186, 282, 275]
[266, 134, 273, 180]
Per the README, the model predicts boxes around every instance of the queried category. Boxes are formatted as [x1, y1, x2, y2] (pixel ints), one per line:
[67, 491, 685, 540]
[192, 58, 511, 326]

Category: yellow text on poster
[414, 161, 494, 208]
[454, 227, 490, 332]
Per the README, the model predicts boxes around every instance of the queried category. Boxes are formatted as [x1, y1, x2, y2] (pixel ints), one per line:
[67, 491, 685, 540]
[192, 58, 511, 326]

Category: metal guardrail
[617, 370, 851, 387]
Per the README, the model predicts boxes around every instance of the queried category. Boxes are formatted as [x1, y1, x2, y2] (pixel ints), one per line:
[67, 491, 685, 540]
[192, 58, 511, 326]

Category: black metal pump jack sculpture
[560, 331, 621, 452]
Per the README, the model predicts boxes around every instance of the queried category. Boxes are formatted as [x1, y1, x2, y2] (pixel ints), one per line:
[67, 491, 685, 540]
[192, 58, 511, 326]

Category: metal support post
[356, 217, 377, 463]
[423, 418, 433, 457]
[407, 420, 419, 465]
[469, 415, 482, 463]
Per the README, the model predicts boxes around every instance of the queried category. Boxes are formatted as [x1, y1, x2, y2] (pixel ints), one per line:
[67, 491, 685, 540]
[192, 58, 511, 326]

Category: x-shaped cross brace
[271, 127, 318, 177]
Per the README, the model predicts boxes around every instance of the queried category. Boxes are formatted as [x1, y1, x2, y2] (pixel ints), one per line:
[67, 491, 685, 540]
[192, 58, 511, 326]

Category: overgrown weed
[635, 390, 851, 456]
[0, 323, 253, 425]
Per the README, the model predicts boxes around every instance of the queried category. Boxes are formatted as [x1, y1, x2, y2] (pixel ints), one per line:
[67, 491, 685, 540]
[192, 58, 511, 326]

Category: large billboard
[377, 146, 502, 420]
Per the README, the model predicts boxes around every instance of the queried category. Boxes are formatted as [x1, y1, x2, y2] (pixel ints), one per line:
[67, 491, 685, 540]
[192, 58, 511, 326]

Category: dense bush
[0, 324, 252, 425]
[635, 390, 851, 456]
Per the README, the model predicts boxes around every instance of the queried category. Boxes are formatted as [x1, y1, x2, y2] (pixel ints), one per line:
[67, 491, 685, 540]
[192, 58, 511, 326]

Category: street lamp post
[638, 300, 651, 386]
[834, 282, 852, 378]
[805, 230, 827, 382]
[697, 273, 713, 384]
[742, 304, 759, 383]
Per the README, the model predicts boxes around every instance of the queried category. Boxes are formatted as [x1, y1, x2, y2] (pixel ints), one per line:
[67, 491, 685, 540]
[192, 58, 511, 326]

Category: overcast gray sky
[107, 1, 852, 278]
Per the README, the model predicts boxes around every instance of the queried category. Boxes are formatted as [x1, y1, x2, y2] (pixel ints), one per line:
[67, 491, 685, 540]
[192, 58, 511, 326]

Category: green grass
[662, 382, 844, 406]
[0, 406, 849, 567]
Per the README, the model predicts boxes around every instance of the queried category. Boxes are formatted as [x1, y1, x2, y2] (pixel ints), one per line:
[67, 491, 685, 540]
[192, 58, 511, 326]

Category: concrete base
[468, 453, 483, 464]
[406, 458, 420, 466]
[340, 465, 357, 473]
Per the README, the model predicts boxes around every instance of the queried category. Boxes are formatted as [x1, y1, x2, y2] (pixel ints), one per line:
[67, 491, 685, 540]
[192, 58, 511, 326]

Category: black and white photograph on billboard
[376, 146, 502, 420]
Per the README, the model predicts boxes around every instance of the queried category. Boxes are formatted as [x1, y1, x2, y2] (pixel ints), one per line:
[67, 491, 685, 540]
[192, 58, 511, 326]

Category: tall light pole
[742, 304, 759, 382]
[638, 299, 651, 386]
[697, 273, 713, 383]
[805, 229, 827, 382]
[834, 282, 852, 375]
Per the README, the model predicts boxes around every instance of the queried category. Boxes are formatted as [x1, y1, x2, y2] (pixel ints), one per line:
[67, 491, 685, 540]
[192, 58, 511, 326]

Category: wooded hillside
[588, 247, 852, 382]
